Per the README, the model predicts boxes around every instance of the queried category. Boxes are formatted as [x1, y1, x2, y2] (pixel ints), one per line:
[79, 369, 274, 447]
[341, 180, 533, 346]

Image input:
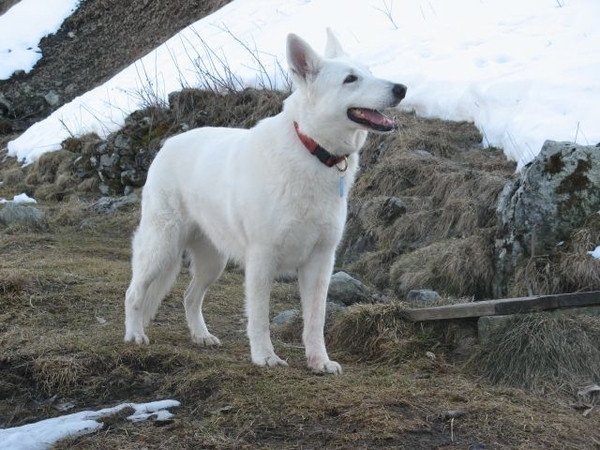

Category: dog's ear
[324, 28, 347, 59]
[286, 34, 322, 85]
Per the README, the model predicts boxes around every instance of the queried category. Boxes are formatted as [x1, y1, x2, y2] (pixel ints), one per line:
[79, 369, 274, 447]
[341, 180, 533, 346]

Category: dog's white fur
[124, 30, 406, 374]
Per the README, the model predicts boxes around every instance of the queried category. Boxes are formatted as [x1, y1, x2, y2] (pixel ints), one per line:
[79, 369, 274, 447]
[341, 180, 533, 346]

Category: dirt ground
[1, 0, 600, 448]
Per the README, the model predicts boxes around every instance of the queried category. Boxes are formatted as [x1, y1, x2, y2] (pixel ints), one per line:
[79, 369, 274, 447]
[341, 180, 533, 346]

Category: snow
[0, 192, 37, 204]
[0, 0, 80, 80]
[2, 0, 599, 168]
[0, 400, 180, 450]
[588, 246, 600, 260]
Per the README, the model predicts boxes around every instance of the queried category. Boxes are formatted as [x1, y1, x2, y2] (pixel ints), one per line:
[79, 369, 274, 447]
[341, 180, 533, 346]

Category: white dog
[124, 30, 406, 374]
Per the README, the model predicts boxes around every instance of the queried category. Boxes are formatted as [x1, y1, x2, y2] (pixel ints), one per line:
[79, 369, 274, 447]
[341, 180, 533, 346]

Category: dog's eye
[343, 74, 358, 84]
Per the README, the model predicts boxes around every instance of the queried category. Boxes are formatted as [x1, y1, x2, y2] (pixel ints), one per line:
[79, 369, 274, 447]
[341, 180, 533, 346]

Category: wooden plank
[403, 291, 600, 322]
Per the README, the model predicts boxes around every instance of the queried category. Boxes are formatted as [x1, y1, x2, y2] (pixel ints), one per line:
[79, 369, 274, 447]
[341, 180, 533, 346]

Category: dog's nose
[392, 83, 407, 101]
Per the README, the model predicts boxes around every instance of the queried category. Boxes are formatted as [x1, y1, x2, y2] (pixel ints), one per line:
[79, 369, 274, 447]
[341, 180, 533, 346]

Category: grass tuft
[330, 302, 442, 365]
[469, 313, 600, 394]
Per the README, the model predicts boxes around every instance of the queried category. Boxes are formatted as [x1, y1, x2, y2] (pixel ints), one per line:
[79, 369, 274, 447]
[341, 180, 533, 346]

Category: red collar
[293, 121, 348, 168]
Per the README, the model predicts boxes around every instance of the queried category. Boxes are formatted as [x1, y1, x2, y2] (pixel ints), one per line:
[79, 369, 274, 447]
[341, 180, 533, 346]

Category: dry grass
[470, 313, 600, 395]
[0, 197, 598, 449]
[509, 215, 600, 296]
[390, 235, 495, 298]
[340, 112, 515, 299]
[329, 302, 443, 366]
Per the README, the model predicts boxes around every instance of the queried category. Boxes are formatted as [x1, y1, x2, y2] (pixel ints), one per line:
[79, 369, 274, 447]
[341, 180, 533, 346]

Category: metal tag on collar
[336, 156, 348, 197]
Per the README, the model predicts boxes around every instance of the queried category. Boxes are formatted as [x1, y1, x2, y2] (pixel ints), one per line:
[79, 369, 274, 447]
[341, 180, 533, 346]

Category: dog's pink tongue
[357, 108, 395, 127]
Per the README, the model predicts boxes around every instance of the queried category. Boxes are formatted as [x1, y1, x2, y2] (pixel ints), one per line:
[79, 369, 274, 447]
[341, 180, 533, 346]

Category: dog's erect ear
[324, 28, 347, 59]
[286, 34, 322, 85]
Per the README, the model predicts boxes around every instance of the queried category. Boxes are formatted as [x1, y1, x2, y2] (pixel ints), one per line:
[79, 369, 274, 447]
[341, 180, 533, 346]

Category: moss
[544, 152, 564, 174]
[556, 157, 591, 194]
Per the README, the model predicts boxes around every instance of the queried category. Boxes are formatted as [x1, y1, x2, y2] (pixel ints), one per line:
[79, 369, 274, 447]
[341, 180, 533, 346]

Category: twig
[374, 0, 399, 30]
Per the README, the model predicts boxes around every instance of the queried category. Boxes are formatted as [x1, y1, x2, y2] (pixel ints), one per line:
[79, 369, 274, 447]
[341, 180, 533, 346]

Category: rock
[494, 141, 600, 297]
[112, 133, 131, 150]
[406, 289, 441, 306]
[44, 90, 60, 106]
[413, 149, 433, 158]
[91, 194, 139, 215]
[328, 271, 375, 306]
[271, 309, 300, 326]
[0, 93, 12, 117]
[0, 203, 46, 230]
[339, 232, 375, 264]
[98, 183, 111, 196]
[378, 196, 408, 222]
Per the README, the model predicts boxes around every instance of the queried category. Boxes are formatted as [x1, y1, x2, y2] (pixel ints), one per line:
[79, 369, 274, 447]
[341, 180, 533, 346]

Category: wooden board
[403, 291, 600, 322]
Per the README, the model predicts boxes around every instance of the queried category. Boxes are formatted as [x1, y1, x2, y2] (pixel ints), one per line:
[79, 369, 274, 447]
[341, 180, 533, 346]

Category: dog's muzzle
[347, 83, 407, 133]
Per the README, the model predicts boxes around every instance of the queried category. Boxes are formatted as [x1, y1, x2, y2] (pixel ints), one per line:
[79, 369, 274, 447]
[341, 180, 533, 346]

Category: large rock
[91, 194, 139, 215]
[0, 203, 46, 230]
[494, 141, 600, 297]
[327, 271, 376, 306]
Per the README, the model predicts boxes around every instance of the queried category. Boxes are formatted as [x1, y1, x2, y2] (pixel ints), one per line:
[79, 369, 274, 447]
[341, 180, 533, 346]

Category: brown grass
[0, 196, 598, 449]
[329, 302, 441, 365]
[508, 215, 600, 296]
[469, 313, 600, 395]
[340, 112, 515, 300]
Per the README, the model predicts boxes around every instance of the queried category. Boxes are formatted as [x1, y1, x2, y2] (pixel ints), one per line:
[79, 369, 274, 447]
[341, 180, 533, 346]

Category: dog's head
[286, 30, 406, 153]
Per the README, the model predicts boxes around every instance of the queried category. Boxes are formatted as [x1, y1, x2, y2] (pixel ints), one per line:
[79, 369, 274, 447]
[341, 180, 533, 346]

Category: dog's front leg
[298, 248, 342, 374]
[245, 249, 288, 367]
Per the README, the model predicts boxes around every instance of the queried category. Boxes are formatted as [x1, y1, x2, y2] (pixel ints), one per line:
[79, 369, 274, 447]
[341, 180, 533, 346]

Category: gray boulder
[271, 309, 300, 326]
[0, 203, 46, 230]
[406, 289, 441, 306]
[328, 271, 375, 306]
[91, 194, 139, 215]
[494, 141, 600, 296]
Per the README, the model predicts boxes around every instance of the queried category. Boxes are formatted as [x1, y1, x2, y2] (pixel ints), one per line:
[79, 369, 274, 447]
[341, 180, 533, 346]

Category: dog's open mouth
[347, 108, 396, 132]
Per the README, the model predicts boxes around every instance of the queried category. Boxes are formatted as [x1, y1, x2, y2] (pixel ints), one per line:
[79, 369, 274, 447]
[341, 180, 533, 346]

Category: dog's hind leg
[124, 221, 183, 344]
[245, 249, 288, 367]
[183, 232, 227, 346]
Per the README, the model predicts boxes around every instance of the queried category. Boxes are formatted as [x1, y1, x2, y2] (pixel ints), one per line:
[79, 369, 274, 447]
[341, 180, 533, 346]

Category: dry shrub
[23, 149, 80, 200]
[25, 150, 75, 186]
[33, 354, 90, 394]
[510, 254, 600, 297]
[170, 88, 285, 130]
[330, 302, 440, 364]
[509, 256, 562, 297]
[355, 152, 508, 241]
[390, 235, 494, 298]
[559, 252, 600, 291]
[1, 166, 25, 189]
[0, 269, 30, 295]
[392, 112, 483, 159]
[48, 196, 88, 226]
[77, 176, 100, 193]
[510, 215, 600, 296]
[470, 313, 600, 394]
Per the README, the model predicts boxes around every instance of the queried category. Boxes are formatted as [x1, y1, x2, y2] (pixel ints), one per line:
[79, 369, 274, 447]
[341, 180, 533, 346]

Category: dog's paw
[308, 359, 342, 375]
[192, 333, 222, 347]
[253, 354, 289, 368]
[124, 331, 149, 345]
